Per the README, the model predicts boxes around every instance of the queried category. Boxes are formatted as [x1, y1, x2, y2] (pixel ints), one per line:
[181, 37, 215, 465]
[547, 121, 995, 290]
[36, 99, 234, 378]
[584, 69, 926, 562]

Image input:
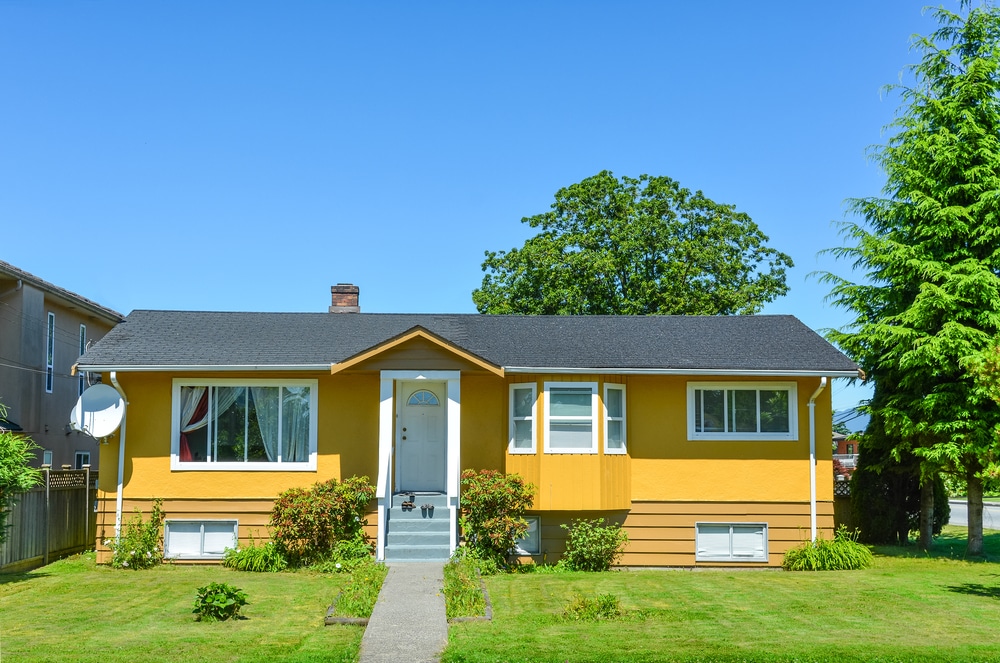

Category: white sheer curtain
[250, 387, 279, 462]
[283, 386, 310, 462]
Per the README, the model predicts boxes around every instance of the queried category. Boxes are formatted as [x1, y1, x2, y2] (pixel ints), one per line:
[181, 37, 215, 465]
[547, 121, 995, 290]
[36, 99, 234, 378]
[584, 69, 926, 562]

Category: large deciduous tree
[473, 171, 792, 315]
[824, 1, 1000, 554]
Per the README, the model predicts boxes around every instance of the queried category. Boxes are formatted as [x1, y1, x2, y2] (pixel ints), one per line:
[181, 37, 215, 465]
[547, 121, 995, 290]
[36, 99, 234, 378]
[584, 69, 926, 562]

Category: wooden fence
[0, 468, 98, 573]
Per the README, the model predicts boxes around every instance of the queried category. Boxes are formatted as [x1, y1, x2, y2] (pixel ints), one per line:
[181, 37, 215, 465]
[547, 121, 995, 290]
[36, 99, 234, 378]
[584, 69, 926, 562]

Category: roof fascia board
[504, 367, 861, 378]
[74, 364, 332, 373]
[330, 327, 505, 377]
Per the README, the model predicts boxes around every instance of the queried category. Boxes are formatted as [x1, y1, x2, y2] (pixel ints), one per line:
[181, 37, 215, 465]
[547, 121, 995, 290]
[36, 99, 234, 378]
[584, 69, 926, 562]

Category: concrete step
[383, 543, 451, 562]
[386, 529, 451, 547]
[388, 504, 447, 521]
[387, 517, 451, 533]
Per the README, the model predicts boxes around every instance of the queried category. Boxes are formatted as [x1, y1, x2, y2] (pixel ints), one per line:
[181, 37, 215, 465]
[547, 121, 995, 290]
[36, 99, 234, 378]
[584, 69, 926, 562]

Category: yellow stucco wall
[97, 370, 833, 508]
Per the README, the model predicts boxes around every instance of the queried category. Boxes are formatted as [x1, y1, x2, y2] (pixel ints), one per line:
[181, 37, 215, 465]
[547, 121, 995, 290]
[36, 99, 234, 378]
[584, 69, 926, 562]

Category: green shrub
[560, 518, 628, 572]
[443, 554, 487, 618]
[332, 558, 387, 618]
[193, 582, 249, 622]
[222, 536, 288, 572]
[562, 593, 625, 621]
[459, 469, 535, 571]
[104, 499, 164, 570]
[310, 534, 374, 573]
[270, 475, 376, 566]
[782, 526, 874, 571]
[0, 403, 41, 546]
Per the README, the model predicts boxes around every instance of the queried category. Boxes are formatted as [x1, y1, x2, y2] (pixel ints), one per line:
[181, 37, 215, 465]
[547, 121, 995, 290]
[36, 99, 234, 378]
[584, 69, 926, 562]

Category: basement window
[695, 522, 768, 562]
[165, 520, 238, 559]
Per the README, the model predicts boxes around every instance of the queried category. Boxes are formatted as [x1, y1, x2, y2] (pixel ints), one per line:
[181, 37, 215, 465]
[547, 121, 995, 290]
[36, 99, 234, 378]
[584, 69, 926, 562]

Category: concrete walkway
[359, 562, 448, 663]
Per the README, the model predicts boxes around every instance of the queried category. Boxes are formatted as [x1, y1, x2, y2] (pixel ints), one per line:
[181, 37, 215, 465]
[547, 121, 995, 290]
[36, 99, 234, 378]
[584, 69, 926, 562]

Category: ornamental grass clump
[222, 534, 288, 573]
[782, 526, 874, 571]
[105, 499, 164, 570]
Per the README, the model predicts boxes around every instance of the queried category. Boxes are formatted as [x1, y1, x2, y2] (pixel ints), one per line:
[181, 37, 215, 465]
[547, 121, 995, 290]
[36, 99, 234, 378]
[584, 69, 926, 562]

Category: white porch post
[446, 375, 461, 553]
[376, 374, 394, 561]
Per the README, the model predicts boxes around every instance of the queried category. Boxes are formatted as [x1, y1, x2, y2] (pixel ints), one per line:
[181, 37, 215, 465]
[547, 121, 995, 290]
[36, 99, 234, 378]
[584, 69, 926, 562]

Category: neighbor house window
[846, 443, 854, 455]
[515, 516, 540, 555]
[544, 382, 598, 453]
[687, 382, 797, 441]
[509, 383, 537, 453]
[164, 520, 237, 559]
[696, 523, 768, 562]
[78, 325, 87, 396]
[604, 384, 626, 454]
[45, 312, 55, 393]
[75, 451, 90, 469]
[42, 450, 53, 466]
[171, 379, 318, 470]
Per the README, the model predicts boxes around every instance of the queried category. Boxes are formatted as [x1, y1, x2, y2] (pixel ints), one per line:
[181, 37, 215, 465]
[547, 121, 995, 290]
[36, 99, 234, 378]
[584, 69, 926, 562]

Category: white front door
[395, 381, 447, 492]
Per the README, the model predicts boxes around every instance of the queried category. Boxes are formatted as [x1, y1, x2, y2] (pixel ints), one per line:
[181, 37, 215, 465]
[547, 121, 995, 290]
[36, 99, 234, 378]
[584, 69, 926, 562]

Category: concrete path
[359, 562, 448, 663]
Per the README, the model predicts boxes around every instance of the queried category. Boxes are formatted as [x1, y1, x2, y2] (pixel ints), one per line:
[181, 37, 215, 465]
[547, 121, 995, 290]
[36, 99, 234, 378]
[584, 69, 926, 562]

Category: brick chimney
[329, 283, 360, 313]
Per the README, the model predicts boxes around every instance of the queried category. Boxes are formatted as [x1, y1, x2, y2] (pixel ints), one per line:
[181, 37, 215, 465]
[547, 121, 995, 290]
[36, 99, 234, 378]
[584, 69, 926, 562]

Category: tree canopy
[473, 171, 792, 316]
[823, 1, 1000, 554]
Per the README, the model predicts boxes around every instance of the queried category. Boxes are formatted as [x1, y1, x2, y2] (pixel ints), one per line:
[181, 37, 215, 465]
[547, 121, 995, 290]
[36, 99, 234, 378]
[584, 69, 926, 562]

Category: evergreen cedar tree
[473, 170, 792, 316]
[823, 1, 1000, 555]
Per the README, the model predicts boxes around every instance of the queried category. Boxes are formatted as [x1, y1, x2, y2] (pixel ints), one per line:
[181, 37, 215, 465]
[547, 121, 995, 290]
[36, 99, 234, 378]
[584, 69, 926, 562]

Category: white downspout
[110, 372, 128, 539]
[807, 377, 827, 542]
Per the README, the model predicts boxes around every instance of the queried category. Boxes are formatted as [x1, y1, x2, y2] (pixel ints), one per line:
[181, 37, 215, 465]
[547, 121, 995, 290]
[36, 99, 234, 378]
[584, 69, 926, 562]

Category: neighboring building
[78, 285, 859, 567]
[0, 260, 123, 469]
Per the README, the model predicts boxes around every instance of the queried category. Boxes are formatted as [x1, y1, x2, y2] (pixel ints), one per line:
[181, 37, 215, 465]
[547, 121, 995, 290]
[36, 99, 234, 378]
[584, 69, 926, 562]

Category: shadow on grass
[0, 571, 49, 585]
[945, 583, 1000, 600]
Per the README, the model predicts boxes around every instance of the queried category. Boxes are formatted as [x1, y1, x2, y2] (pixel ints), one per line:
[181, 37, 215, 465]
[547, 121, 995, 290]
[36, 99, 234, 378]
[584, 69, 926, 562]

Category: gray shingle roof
[0, 260, 124, 322]
[77, 311, 859, 375]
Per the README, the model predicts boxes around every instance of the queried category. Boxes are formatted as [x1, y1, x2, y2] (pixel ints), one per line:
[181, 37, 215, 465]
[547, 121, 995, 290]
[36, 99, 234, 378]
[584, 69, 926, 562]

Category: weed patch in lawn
[443, 556, 487, 619]
[328, 558, 387, 619]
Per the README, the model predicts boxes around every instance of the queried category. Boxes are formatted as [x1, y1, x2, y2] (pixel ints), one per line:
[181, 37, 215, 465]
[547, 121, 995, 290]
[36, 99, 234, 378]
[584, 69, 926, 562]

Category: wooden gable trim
[330, 326, 505, 377]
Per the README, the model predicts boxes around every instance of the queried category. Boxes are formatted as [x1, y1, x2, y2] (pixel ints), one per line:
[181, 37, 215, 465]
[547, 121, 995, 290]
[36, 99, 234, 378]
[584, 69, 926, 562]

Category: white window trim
[543, 381, 598, 454]
[508, 383, 537, 454]
[170, 378, 318, 471]
[514, 516, 540, 555]
[45, 312, 55, 393]
[164, 519, 238, 559]
[603, 383, 627, 454]
[687, 381, 798, 441]
[695, 522, 769, 563]
[75, 451, 91, 469]
[78, 325, 87, 396]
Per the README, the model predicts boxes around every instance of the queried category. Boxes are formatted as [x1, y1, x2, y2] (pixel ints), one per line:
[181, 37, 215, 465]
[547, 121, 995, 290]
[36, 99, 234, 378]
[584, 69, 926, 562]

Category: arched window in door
[407, 389, 440, 406]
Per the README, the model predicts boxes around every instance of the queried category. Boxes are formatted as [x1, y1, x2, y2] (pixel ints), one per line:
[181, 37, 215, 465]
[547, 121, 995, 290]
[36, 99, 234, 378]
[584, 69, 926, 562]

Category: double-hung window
[171, 379, 318, 470]
[688, 382, 797, 441]
[604, 384, 626, 454]
[544, 382, 598, 453]
[509, 383, 537, 453]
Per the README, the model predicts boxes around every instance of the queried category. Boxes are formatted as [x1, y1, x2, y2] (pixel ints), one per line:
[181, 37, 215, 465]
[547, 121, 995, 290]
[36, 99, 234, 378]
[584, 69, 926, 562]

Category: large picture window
[171, 379, 318, 470]
[544, 382, 598, 453]
[687, 382, 797, 441]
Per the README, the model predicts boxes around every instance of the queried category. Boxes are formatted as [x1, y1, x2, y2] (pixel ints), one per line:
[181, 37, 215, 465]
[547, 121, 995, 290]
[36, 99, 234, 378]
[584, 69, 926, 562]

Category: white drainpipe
[110, 372, 128, 539]
[807, 377, 827, 542]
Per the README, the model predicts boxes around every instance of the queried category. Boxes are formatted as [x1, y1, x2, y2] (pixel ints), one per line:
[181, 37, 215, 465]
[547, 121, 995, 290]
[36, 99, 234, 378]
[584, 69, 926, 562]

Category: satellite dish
[70, 384, 124, 438]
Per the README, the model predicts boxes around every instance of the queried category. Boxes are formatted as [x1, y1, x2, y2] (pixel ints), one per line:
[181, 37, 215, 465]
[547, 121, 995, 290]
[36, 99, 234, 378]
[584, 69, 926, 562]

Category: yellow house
[77, 285, 859, 567]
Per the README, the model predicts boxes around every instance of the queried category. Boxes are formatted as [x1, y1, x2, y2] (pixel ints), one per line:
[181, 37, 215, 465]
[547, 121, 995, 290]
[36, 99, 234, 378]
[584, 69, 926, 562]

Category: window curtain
[283, 386, 310, 462]
[250, 387, 279, 462]
[179, 387, 208, 462]
[179, 386, 244, 462]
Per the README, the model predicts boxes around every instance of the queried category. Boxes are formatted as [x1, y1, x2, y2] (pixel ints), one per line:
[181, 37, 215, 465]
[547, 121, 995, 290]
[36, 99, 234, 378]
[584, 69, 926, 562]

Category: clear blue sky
[2, 1, 941, 411]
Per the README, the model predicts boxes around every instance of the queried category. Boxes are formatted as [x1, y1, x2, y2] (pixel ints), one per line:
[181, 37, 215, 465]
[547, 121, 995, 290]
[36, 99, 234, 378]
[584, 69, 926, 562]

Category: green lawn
[444, 527, 1000, 663]
[0, 553, 361, 663]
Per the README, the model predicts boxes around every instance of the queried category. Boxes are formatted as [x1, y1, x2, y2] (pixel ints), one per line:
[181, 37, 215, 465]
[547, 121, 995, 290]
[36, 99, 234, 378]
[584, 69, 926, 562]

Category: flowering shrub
[270, 476, 375, 566]
[105, 499, 164, 570]
[459, 469, 534, 571]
